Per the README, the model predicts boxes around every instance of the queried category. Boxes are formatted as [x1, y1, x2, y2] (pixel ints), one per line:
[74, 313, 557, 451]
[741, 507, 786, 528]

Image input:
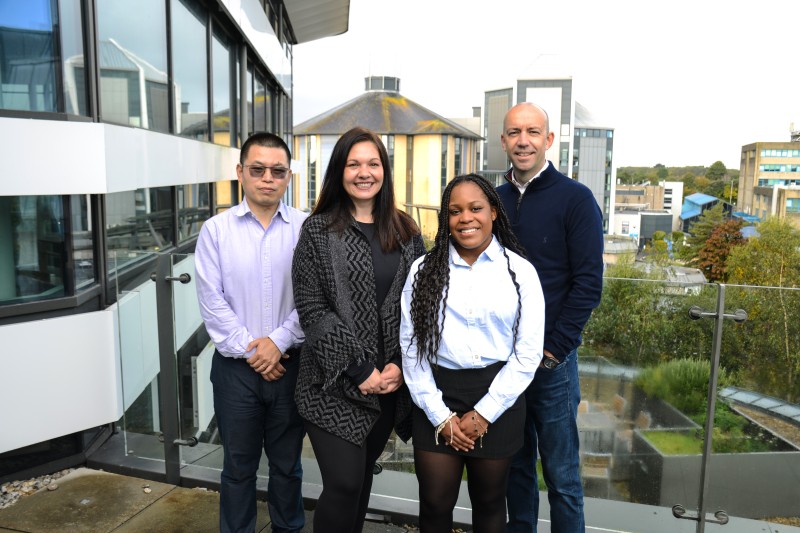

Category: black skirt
[411, 361, 525, 459]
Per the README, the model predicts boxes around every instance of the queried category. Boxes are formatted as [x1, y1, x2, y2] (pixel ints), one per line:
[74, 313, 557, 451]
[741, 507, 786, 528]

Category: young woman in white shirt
[400, 174, 546, 532]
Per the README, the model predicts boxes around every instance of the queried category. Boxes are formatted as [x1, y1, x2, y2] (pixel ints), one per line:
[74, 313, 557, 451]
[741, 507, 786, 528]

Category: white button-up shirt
[400, 237, 545, 425]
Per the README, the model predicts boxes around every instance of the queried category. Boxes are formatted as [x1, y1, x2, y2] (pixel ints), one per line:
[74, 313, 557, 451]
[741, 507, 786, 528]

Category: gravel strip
[0, 468, 75, 509]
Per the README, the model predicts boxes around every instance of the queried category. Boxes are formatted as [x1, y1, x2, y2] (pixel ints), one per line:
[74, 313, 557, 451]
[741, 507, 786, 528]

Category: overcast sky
[293, 0, 800, 170]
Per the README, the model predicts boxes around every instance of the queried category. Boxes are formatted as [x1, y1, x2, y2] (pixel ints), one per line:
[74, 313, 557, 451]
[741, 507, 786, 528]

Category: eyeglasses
[243, 164, 290, 180]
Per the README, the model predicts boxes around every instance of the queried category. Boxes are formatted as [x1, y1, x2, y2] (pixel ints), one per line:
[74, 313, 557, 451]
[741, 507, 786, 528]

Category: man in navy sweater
[499, 102, 604, 533]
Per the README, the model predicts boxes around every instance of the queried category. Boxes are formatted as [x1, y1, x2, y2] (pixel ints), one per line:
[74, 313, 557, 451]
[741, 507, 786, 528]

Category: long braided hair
[409, 173, 527, 367]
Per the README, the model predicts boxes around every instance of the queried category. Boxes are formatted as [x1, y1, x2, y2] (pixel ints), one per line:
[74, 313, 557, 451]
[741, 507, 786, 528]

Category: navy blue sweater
[497, 163, 604, 359]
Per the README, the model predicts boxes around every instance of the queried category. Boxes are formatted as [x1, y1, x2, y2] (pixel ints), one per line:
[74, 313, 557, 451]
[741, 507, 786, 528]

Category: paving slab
[0, 468, 174, 533]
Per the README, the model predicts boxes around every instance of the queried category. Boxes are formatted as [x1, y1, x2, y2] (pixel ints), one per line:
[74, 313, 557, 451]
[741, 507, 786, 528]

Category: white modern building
[0, 0, 349, 483]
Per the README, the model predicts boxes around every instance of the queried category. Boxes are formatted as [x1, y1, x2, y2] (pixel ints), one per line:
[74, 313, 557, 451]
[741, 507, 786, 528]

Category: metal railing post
[672, 284, 746, 531]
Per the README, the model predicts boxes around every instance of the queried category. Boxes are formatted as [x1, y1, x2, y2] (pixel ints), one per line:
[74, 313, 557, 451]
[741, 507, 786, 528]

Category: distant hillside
[616, 162, 740, 201]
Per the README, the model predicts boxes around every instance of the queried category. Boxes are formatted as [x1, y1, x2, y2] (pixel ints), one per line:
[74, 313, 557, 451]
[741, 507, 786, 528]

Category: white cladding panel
[0, 311, 122, 453]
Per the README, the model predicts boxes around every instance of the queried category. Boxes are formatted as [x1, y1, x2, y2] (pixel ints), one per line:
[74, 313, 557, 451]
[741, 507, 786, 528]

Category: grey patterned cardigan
[292, 213, 427, 446]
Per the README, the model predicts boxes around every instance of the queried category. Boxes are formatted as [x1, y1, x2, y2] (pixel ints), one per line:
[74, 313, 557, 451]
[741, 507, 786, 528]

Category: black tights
[305, 396, 395, 533]
[414, 448, 511, 533]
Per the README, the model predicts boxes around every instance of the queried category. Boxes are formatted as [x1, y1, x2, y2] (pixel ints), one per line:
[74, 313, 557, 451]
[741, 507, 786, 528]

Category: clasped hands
[358, 363, 403, 396]
[246, 337, 287, 381]
[438, 409, 489, 452]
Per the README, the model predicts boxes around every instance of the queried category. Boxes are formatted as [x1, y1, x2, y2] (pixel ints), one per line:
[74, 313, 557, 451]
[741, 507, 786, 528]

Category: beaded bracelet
[472, 412, 489, 448]
[434, 412, 457, 446]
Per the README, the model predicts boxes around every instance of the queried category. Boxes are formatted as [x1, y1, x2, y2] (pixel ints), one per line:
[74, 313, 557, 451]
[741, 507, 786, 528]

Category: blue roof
[680, 207, 701, 220]
[741, 226, 760, 238]
[685, 192, 718, 206]
[732, 211, 760, 223]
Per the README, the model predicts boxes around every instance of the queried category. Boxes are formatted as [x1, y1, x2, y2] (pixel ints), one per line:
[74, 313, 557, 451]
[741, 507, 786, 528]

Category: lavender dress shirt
[195, 198, 306, 358]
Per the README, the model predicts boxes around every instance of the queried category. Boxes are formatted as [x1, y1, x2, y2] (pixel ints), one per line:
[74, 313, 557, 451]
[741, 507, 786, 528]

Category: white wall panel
[0, 119, 239, 197]
[0, 118, 107, 195]
[173, 254, 204, 349]
[0, 311, 122, 454]
[117, 282, 160, 409]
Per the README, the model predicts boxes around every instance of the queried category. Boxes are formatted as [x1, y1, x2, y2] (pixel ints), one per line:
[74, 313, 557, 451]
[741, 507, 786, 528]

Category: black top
[344, 222, 401, 384]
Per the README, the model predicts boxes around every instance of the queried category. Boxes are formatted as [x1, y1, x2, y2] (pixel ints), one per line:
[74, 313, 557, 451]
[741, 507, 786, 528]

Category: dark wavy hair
[312, 126, 418, 251]
[409, 173, 526, 366]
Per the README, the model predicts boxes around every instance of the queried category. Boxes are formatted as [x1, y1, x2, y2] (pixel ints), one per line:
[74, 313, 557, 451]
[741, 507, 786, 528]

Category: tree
[679, 203, 726, 262]
[681, 172, 697, 196]
[693, 175, 711, 192]
[695, 219, 744, 282]
[706, 161, 727, 181]
[726, 218, 800, 402]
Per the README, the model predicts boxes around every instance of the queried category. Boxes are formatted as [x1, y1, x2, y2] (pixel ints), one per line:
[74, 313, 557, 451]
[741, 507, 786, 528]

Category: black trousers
[211, 351, 305, 533]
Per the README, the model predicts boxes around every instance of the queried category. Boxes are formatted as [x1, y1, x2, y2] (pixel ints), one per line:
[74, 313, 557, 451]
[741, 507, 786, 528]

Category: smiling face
[500, 103, 555, 183]
[448, 181, 497, 264]
[343, 141, 384, 209]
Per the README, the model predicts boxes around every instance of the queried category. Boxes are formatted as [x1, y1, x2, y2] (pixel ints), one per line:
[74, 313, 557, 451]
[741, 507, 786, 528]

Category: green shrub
[635, 357, 728, 416]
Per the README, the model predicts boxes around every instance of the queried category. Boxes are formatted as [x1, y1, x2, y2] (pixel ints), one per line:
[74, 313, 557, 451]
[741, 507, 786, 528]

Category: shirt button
[472, 354, 480, 363]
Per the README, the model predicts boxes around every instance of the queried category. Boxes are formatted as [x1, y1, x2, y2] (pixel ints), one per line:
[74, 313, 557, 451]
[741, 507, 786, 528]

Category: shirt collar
[511, 160, 551, 193]
[236, 197, 288, 223]
[448, 235, 503, 266]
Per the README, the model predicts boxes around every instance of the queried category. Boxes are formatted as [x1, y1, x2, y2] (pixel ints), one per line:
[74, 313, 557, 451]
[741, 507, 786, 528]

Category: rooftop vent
[365, 76, 400, 93]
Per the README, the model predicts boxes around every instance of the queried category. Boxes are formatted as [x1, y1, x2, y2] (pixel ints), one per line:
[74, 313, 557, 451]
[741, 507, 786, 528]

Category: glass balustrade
[109, 254, 800, 528]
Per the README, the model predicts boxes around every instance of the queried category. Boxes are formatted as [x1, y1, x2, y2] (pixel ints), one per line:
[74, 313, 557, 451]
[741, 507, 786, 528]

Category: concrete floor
[2, 467, 799, 533]
[0, 468, 411, 533]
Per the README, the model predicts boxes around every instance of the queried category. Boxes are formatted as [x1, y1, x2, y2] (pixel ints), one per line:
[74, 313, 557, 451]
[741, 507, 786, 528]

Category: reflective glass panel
[70, 194, 94, 289]
[211, 30, 232, 146]
[0, 0, 57, 112]
[246, 64, 253, 137]
[59, 0, 87, 115]
[178, 183, 210, 241]
[97, 0, 169, 132]
[254, 71, 266, 133]
[0, 195, 65, 304]
[106, 187, 174, 274]
[172, 0, 208, 140]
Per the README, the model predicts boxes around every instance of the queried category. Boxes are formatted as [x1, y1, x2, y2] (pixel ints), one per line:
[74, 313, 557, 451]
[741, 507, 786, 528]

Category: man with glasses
[196, 132, 306, 533]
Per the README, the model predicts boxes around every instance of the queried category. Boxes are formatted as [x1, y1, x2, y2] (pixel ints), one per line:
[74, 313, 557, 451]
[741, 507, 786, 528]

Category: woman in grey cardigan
[292, 127, 426, 533]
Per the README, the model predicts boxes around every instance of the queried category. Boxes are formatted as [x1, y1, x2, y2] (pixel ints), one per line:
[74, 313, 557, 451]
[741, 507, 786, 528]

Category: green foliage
[706, 161, 727, 181]
[652, 230, 667, 241]
[642, 431, 702, 455]
[695, 219, 745, 282]
[635, 357, 727, 416]
[680, 203, 726, 262]
[725, 218, 800, 402]
[615, 164, 739, 199]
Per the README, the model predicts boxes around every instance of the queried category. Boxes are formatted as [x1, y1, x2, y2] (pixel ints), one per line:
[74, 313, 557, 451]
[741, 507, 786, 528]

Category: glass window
[172, 0, 208, 140]
[178, 183, 210, 241]
[0, 0, 57, 112]
[106, 187, 173, 273]
[308, 136, 317, 209]
[246, 64, 254, 137]
[214, 181, 240, 214]
[254, 70, 267, 132]
[441, 135, 448, 191]
[59, 0, 88, 115]
[70, 195, 95, 289]
[454, 137, 462, 175]
[97, 0, 169, 132]
[211, 29, 233, 146]
[0, 196, 65, 304]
